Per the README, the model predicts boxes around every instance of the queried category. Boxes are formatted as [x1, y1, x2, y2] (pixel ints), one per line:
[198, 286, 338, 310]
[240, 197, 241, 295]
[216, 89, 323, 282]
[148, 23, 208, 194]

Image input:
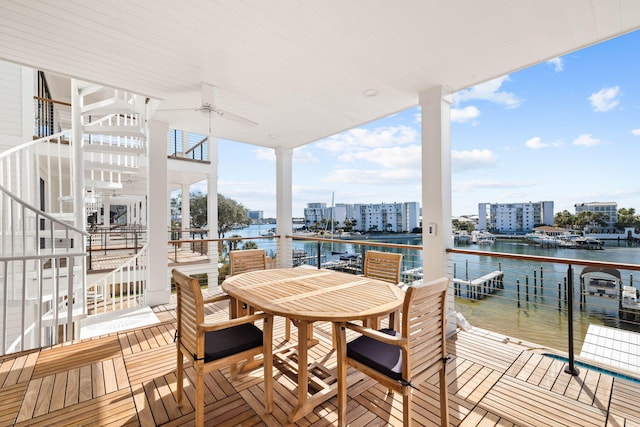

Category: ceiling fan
[159, 82, 257, 131]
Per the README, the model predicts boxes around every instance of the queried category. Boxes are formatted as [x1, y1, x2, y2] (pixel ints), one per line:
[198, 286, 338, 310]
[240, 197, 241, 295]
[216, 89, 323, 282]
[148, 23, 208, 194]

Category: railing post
[317, 241, 321, 269]
[565, 264, 579, 376]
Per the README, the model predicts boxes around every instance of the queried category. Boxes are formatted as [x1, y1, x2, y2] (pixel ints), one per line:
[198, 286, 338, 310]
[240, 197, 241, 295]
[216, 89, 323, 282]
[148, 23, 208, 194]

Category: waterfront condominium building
[304, 201, 419, 233]
[478, 201, 554, 234]
[353, 202, 420, 233]
[303, 203, 327, 228]
[574, 202, 618, 231]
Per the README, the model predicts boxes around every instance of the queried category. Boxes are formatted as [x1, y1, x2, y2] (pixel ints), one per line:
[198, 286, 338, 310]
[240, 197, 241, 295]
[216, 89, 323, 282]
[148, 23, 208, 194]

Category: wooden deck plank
[482, 374, 607, 427]
[14, 388, 138, 427]
[4, 297, 640, 426]
[32, 335, 122, 379]
[0, 382, 27, 426]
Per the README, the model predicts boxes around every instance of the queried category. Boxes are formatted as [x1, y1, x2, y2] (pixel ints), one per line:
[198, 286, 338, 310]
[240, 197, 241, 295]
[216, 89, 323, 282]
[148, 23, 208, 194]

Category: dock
[453, 270, 504, 299]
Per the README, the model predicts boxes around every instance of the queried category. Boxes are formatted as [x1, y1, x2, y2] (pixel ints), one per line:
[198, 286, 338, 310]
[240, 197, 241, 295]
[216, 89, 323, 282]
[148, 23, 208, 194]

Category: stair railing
[86, 243, 148, 316]
[0, 183, 87, 355]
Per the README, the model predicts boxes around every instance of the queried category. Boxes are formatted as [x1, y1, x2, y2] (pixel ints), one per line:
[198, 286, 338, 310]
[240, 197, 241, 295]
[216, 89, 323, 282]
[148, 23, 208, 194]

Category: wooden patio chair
[172, 268, 273, 427]
[229, 248, 296, 341]
[334, 277, 450, 427]
[363, 250, 403, 328]
[229, 248, 267, 276]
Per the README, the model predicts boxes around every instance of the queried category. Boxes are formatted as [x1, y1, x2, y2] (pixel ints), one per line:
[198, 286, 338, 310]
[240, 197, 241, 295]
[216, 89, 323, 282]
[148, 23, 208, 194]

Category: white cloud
[632, 129, 640, 136]
[324, 168, 420, 185]
[451, 106, 480, 123]
[547, 57, 564, 72]
[454, 75, 522, 109]
[525, 136, 561, 149]
[453, 179, 536, 192]
[339, 145, 421, 169]
[253, 147, 274, 160]
[451, 149, 497, 173]
[573, 134, 601, 147]
[317, 125, 417, 153]
[292, 147, 318, 163]
[589, 86, 620, 112]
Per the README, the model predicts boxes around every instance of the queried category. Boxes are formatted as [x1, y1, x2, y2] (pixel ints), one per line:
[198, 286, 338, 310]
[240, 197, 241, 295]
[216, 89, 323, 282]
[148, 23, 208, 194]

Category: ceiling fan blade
[215, 108, 258, 127]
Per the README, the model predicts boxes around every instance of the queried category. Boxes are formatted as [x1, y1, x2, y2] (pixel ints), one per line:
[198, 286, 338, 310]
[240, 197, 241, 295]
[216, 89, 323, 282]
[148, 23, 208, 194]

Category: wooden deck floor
[2, 292, 640, 426]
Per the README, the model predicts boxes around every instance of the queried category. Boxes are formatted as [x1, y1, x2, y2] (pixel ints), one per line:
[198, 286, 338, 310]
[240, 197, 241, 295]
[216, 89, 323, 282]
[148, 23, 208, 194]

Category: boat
[453, 231, 472, 245]
[473, 231, 496, 245]
[525, 231, 563, 246]
[575, 236, 604, 249]
[581, 266, 620, 298]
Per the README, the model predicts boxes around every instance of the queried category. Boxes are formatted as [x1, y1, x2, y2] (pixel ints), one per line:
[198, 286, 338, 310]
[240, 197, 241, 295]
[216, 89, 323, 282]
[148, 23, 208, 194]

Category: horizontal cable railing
[87, 226, 146, 271]
[33, 96, 71, 138]
[447, 247, 640, 373]
[167, 130, 210, 162]
[160, 232, 640, 378]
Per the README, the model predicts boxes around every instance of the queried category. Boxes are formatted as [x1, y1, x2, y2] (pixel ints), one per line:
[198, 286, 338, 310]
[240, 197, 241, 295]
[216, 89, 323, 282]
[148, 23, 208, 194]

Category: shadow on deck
[1, 289, 639, 426]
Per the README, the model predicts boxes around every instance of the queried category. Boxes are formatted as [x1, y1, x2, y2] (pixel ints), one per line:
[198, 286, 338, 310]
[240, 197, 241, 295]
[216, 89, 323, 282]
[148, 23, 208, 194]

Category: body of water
[229, 225, 640, 351]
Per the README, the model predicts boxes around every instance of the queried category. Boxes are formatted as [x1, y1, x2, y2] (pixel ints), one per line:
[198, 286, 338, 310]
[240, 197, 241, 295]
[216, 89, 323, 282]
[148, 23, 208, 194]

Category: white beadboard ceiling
[1, 0, 639, 149]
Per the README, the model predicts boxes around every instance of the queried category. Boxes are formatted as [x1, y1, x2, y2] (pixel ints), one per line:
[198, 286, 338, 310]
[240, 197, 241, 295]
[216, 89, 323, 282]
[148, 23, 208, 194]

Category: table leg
[289, 319, 309, 423]
[286, 320, 363, 424]
[334, 322, 347, 427]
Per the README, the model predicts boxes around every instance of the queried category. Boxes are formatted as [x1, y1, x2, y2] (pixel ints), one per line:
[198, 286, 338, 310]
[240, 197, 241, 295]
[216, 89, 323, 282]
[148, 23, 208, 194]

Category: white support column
[71, 80, 86, 231]
[275, 147, 293, 267]
[146, 120, 170, 305]
[181, 184, 191, 231]
[419, 86, 456, 335]
[206, 136, 219, 289]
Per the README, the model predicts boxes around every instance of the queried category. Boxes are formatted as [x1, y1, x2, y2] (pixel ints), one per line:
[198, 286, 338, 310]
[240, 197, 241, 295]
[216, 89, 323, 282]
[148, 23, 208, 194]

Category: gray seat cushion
[347, 328, 402, 381]
[203, 323, 263, 362]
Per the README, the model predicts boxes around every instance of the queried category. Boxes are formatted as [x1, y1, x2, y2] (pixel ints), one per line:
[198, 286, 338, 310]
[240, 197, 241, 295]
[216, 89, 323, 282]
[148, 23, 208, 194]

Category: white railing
[0, 184, 87, 355]
[0, 86, 150, 355]
[86, 243, 148, 316]
[0, 129, 74, 215]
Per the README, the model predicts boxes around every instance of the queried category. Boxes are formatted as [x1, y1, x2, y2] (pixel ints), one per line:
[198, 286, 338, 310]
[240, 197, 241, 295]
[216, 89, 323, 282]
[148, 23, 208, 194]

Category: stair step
[84, 161, 139, 174]
[82, 97, 143, 116]
[84, 142, 145, 155]
[83, 124, 146, 138]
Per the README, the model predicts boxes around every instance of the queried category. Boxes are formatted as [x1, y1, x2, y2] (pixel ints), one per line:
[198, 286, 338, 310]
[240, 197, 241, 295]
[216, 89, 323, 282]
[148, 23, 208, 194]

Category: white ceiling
[1, 1, 640, 150]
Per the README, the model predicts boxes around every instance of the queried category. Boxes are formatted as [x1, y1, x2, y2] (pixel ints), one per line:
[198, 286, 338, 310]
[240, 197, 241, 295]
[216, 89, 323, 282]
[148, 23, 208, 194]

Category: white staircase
[0, 76, 150, 355]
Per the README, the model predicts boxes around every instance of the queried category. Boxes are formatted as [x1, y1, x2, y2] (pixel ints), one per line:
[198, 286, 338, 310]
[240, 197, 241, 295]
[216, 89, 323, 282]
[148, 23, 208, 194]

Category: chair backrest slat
[172, 269, 205, 357]
[363, 250, 402, 284]
[230, 249, 267, 276]
[402, 277, 449, 381]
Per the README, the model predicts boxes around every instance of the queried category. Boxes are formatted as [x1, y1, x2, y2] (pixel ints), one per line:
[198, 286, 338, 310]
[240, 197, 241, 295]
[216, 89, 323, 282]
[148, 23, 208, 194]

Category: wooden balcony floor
[2, 290, 640, 426]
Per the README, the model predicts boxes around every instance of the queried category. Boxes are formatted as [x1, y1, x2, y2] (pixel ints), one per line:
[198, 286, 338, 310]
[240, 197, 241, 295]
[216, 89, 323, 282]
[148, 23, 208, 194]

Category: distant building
[303, 203, 327, 228]
[574, 202, 617, 232]
[478, 201, 554, 234]
[353, 202, 420, 233]
[248, 210, 263, 221]
[303, 201, 419, 232]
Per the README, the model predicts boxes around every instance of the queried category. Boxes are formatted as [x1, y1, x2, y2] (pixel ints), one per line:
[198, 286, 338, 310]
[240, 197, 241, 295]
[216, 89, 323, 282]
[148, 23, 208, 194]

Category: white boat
[525, 231, 562, 246]
[453, 231, 472, 245]
[575, 236, 604, 249]
[473, 231, 496, 245]
[581, 266, 620, 298]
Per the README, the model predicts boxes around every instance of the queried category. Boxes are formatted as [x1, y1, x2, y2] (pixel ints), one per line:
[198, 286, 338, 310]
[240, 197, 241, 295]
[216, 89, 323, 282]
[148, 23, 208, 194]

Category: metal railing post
[564, 264, 579, 376]
[317, 241, 321, 269]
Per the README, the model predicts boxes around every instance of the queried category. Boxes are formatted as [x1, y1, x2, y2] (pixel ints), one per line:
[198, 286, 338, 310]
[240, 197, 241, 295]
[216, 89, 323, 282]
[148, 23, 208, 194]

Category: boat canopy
[580, 266, 621, 280]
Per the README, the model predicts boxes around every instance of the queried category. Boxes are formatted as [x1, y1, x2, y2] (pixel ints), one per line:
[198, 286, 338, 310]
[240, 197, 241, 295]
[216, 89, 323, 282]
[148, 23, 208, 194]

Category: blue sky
[214, 30, 640, 219]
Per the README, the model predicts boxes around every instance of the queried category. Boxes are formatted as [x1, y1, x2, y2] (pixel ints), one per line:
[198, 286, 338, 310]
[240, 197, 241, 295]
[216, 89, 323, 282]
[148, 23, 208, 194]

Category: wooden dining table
[221, 267, 405, 423]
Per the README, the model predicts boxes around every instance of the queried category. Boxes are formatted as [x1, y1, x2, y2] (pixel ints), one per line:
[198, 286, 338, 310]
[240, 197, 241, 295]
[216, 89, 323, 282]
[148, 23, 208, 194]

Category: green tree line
[553, 208, 640, 231]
